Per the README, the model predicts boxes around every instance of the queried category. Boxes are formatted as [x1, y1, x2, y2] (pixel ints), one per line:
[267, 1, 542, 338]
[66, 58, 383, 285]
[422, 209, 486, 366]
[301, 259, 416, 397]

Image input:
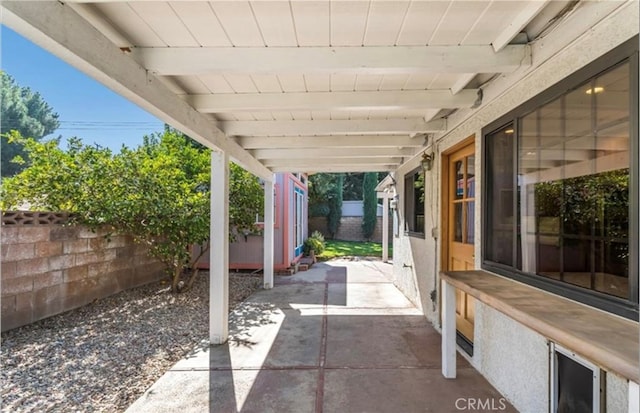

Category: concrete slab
[328, 282, 414, 308]
[246, 283, 325, 308]
[172, 308, 321, 370]
[326, 314, 470, 369]
[126, 369, 318, 413]
[323, 368, 517, 413]
[275, 260, 393, 285]
[126, 260, 515, 413]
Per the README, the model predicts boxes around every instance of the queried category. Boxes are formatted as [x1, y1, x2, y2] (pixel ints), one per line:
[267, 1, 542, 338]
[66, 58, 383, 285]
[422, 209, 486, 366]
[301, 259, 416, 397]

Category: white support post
[382, 196, 389, 262]
[263, 176, 275, 289]
[210, 150, 229, 345]
[442, 279, 457, 379]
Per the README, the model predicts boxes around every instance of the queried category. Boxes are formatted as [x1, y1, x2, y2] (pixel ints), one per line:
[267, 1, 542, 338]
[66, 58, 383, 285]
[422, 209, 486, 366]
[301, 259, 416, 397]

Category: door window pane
[466, 201, 475, 245]
[454, 202, 463, 243]
[466, 156, 475, 197]
[454, 160, 464, 200]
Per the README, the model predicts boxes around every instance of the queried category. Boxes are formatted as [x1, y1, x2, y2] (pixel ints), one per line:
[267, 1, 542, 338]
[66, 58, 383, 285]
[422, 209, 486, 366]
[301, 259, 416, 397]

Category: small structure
[194, 173, 308, 273]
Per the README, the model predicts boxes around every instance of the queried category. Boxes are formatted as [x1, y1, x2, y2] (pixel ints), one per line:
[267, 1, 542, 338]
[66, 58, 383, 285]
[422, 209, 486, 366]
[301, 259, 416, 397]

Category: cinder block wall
[309, 216, 392, 243]
[1, 214, 165, 331]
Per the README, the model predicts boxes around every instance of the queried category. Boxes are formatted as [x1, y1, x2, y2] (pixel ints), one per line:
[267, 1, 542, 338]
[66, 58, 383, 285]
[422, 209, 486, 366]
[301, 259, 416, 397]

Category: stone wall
[309, 216, 392, 243]
[1, 213, 165, 331]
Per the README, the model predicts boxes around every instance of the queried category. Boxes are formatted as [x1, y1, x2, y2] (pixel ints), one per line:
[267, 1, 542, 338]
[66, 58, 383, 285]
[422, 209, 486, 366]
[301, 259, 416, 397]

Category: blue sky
[1, 26, 164, 151]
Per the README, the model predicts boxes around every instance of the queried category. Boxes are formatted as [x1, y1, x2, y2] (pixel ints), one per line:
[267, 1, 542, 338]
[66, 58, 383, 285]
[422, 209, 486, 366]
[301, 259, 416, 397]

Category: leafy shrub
[303, 230, 326, 256]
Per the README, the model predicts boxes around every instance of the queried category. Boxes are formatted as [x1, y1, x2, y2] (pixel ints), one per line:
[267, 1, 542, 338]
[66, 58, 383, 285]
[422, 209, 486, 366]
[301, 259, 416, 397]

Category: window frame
[481, 37, 639, 320]
[293, 185, 305, 257]
[404, 166, 426, 238]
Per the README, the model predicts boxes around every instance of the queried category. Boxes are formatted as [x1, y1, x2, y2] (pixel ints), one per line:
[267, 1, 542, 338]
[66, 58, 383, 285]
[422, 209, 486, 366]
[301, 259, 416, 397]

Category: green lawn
[318, 240, 392, 260]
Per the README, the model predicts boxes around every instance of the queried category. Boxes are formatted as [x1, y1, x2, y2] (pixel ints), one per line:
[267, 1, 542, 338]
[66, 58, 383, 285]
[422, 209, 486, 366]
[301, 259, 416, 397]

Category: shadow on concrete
[128, 261, 515, 413]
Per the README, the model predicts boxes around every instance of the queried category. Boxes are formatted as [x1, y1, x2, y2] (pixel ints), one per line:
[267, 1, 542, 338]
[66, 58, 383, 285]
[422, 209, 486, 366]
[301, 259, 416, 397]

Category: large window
[404, 168, 425, 235]
[483, 39, 638, 319]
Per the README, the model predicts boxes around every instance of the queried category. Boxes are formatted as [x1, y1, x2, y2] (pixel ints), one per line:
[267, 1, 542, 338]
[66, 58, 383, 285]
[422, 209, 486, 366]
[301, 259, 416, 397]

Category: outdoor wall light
[421, 151, 434, 172]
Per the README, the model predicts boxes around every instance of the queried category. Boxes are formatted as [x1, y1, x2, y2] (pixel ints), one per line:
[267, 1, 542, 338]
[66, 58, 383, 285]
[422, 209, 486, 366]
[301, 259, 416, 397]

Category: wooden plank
[135, 44, 531, 76]
[209, 2, 264, 47]
[130, 2, 197, 46]
[251, 1, 297, 47]
[441, 270, 639, 382]
[291, 1, 330, 46]
[189, 89, 480, 113]
[363, 1, 410, 46]
[171, 2, 231, 47]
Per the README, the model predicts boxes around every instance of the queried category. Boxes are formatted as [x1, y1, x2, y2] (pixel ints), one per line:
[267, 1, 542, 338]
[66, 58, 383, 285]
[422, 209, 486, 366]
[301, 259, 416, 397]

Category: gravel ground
[1, 272, 263, 413]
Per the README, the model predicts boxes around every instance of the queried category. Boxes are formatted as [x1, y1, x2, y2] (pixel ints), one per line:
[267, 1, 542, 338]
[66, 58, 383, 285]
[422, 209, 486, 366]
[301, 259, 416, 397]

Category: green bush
[303, 230, 326, 256]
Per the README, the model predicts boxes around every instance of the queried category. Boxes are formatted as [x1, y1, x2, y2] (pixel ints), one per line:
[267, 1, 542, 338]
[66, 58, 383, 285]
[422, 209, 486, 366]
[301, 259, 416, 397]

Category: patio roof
[1, 0, 603, 179]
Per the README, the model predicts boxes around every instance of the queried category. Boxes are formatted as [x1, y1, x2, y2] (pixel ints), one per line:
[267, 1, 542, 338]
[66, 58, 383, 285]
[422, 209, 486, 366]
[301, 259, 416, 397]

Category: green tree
[342, 173, 364, 200]
[362, 172, 378, 240]
[308, 173, 344, 238]
[1, 72, 60, 176]
[2, 129, 263, 292]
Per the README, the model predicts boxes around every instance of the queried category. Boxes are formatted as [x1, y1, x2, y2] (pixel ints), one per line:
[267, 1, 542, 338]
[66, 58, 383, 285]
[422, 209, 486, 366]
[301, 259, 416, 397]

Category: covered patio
[1, 0, 563, 345]
[3, 1, 638, 411]
[126, 259, 514, 413]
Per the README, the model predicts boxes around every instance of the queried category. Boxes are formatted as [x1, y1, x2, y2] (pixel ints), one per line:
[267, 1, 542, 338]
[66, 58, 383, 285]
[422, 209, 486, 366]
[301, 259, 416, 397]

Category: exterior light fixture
[505, 128, 515, 134]
[585, 86, 604, 95]
[421, 151, 434, 171]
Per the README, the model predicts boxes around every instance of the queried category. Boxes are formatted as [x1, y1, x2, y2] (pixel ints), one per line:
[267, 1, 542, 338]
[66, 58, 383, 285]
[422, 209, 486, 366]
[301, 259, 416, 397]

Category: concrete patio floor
[126, 259, 515, 413]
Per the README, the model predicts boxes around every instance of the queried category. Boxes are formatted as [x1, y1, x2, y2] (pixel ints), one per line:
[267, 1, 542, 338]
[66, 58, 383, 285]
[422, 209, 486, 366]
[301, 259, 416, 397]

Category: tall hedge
[362, 172, 378, 240]
[326, 173, 344, 238]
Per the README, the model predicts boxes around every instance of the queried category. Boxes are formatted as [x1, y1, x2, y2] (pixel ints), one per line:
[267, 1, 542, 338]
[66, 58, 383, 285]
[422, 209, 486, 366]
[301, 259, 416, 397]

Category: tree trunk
[171, 266, 181, 293]
[185, 267, 200, 291]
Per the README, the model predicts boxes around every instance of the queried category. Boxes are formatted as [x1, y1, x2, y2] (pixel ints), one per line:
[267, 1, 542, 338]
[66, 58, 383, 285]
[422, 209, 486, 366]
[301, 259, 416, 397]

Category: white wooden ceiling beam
[221, 118, 445, 137]
[492, 1, 550, 52]
[423, 109, 441, 123]
[451, 74, 477, 95]
[192, 90, 480, 113]
[134, 45, 531, 76]
[263, 158, 403, 168]
[237, 135, 425, 150]
[67, 3, 131, 48]
[272, 165, 396, 173]
[1, 1, 272, 180]
[251, 147, 415, 160]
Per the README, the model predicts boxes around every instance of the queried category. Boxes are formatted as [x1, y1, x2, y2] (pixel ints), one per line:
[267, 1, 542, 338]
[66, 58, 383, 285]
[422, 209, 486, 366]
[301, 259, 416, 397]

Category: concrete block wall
[309, 216, 392, 243]
[1, 222, 165, 331]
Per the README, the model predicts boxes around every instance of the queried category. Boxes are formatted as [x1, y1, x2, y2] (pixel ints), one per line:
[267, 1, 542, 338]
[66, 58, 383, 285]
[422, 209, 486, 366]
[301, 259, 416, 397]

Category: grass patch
[318, 240, 392, 260]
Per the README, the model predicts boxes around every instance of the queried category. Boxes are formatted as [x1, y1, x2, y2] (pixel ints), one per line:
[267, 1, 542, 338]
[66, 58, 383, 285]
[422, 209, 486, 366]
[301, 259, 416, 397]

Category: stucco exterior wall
[607, 372, 630, 413]
[473, 303, 549, 413]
